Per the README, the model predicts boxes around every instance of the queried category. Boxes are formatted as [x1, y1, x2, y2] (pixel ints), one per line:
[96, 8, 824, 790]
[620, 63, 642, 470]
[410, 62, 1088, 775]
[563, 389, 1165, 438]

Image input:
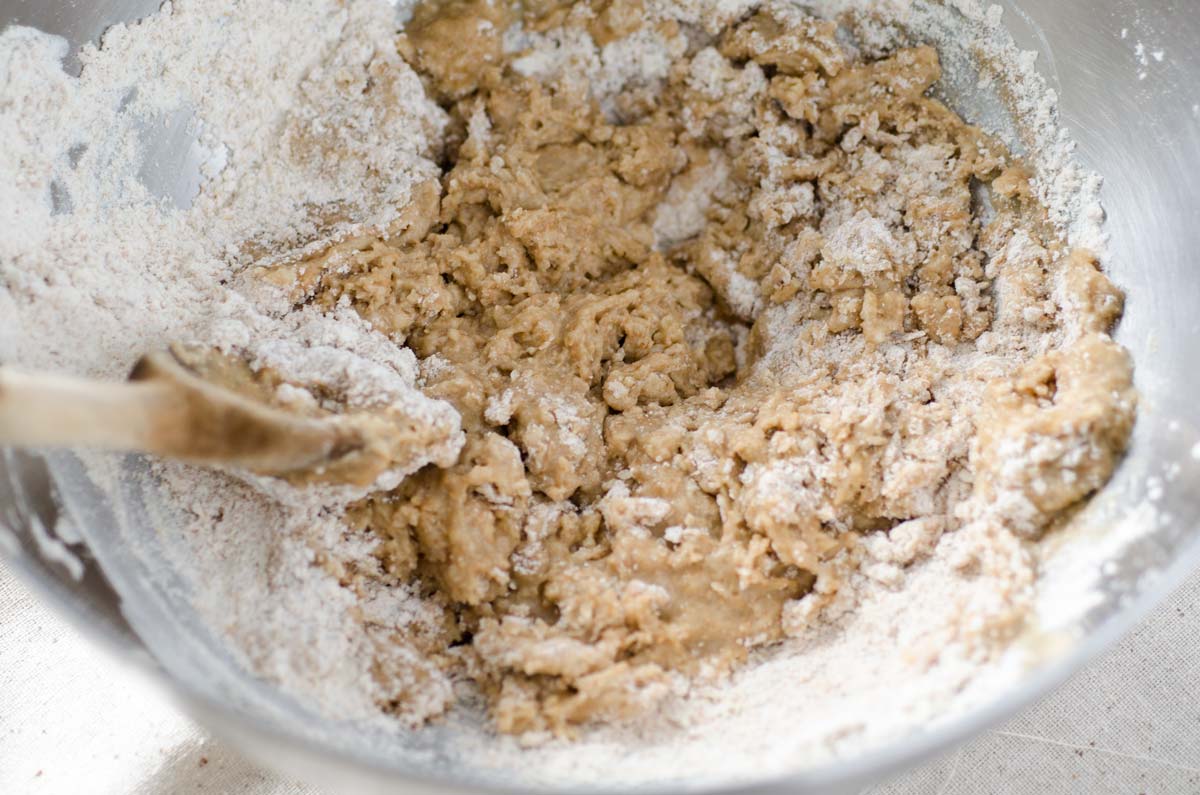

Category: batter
[256, 0, 1135, 735]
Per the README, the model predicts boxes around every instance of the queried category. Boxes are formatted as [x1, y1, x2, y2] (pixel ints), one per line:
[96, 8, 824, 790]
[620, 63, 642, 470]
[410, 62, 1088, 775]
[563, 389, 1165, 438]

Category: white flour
[0, 0, 1139, 789]
[0, 0, 460, 726]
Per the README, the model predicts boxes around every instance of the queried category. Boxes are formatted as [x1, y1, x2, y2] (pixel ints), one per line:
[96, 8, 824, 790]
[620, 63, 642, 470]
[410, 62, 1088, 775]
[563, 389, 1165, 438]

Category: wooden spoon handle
[0, 360, 361, 476]
[0, 368, 174, 453]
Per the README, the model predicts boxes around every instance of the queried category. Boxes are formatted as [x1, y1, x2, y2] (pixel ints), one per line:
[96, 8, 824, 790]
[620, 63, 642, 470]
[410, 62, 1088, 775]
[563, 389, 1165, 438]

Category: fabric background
[3, 557, 1199, 795]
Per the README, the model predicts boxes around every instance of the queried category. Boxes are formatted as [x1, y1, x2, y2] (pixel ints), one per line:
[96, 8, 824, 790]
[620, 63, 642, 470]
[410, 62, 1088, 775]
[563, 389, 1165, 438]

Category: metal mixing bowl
[2, 1, 1198, 792]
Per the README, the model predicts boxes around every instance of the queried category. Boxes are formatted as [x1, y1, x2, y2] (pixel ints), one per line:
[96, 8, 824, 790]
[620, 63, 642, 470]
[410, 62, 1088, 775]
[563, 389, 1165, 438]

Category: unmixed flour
[0, 0, 1137, 788]
[0, 0, 462, 726]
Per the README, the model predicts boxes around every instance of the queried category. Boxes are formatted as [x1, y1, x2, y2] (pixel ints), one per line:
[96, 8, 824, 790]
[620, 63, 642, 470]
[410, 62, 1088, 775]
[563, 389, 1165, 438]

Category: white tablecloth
[4, 557, 1199, 794]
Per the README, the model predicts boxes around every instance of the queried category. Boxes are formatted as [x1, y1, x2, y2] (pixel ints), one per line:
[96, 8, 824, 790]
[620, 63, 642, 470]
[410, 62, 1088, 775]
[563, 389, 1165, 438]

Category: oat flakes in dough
[249, 0, 1135, 734]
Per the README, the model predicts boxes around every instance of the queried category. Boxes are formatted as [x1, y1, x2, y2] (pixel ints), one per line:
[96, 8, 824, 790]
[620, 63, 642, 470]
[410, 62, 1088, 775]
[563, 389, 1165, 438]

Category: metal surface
[2, 1, 1199, 793]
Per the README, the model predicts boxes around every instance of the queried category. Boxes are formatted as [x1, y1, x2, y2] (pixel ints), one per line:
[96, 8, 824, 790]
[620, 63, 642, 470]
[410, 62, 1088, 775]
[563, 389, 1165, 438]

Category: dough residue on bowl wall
[0, 0, 1140, 787]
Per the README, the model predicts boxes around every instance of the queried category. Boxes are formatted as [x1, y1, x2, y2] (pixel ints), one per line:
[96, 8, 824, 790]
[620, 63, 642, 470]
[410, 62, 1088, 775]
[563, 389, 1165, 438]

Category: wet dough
[261, 0, 1135, 734]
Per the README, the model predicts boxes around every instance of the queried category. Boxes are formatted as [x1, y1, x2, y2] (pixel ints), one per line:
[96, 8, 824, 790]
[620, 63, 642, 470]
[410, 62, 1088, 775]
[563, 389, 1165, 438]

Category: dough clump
[259, 0, 1135, 735]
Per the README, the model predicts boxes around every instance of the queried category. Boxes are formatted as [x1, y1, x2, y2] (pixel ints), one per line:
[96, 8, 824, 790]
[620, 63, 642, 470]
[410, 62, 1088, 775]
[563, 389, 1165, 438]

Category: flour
[509, 15, 686, 119]
[0, 0, 1138, 789]
[0, 0, 460, 724]
[653, 151, 732, 247]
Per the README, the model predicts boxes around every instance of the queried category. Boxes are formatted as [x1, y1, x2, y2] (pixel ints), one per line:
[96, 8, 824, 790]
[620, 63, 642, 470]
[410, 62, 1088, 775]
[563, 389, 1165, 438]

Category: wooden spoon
[0, 346, 418, 486]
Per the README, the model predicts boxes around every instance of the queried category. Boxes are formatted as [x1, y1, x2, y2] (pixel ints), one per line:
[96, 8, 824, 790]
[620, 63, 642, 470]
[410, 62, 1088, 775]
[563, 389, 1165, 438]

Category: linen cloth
[3, 557, 1199, 794]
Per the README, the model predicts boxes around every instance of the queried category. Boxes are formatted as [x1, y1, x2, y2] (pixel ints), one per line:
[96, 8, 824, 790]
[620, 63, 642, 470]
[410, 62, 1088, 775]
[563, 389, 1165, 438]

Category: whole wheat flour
[0, 0, 1138, 787]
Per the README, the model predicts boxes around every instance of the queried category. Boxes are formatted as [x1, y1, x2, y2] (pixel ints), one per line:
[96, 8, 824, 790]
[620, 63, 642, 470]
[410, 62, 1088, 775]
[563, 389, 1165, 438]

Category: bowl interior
[2, 0, 1199, 793]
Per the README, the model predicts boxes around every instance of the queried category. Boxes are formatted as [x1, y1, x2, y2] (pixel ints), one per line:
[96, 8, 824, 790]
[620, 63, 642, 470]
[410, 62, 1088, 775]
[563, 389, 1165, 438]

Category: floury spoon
[0, 345, 443, 486]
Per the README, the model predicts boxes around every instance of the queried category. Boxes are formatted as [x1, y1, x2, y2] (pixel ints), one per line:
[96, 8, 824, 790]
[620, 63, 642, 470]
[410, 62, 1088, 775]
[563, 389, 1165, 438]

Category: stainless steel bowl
[3, 1, 1199, 792]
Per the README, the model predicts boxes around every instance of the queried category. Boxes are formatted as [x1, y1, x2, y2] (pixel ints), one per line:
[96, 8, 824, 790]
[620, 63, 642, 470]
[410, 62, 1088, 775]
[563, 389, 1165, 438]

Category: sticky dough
[258, 0, 1135, 735]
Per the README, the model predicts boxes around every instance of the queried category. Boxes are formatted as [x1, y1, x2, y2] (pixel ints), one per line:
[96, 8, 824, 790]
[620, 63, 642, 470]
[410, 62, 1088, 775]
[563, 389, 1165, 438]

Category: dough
[259, 0, 1135, 735]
